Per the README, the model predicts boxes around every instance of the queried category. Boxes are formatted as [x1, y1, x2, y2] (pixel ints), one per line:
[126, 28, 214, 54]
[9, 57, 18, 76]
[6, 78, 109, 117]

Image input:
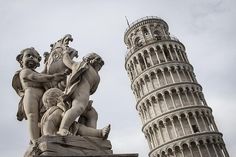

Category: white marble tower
[124, 16, 229, 157]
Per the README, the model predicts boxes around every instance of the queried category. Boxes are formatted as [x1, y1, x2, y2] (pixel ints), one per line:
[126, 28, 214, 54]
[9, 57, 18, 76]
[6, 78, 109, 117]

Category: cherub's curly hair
[16, 47, 42, 68]
[82, 53, 104, 66]
[42, 88, 63, 109]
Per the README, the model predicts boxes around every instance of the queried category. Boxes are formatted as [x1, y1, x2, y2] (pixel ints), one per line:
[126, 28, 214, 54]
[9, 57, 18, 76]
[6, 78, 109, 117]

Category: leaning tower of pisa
[124, 16, 229, 157]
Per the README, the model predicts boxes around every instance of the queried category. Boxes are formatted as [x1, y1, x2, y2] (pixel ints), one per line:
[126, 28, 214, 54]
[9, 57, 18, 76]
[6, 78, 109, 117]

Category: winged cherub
[57, 52, 105, 135]
[12, 47, 66, 144]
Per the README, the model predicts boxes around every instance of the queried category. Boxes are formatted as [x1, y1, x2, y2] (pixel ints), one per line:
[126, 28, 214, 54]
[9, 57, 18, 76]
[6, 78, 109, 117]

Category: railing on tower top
[125, 16, 163, 33]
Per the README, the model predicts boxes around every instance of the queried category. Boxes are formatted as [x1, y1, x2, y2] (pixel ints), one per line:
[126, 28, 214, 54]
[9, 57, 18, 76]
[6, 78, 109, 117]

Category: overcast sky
[0, 0, 236, 156]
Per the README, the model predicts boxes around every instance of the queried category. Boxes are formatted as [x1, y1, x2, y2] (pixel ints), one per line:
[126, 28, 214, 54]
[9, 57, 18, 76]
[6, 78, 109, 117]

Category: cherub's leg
[85, 107, 98, 128]
[23, 95, 40, 143]
[59, 95, 89, 135]
[77, 124, 110, 139]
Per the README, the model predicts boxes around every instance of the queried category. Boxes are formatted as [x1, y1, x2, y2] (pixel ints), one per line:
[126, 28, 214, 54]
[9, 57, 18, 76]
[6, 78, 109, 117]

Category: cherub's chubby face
[22, 50, 41, 69]
[83, 53, 104, 71]
[93, 56, 104, 71]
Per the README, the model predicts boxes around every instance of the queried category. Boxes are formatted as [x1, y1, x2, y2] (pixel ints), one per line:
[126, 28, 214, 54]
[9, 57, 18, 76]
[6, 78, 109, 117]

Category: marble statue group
[12, 34, 110, 146]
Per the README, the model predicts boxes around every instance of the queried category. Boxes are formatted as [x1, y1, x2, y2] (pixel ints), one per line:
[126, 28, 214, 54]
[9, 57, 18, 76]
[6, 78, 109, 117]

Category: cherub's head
[83, 53, 104, 71]
[16, 47, 41, 69]
[42, 88, 63, 110]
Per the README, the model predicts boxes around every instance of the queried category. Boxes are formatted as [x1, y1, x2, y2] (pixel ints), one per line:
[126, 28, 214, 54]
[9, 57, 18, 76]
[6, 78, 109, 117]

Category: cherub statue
[57, 52, 105, 135]
[12, 47, 66, 144]
[41, 88, 110, 139]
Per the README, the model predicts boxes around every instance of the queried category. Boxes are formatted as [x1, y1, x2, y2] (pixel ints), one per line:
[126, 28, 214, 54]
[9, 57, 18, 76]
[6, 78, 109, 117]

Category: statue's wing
[17, 98, 26, 121]
[12, 70, 24, 97]
[12, 70, 26, 121]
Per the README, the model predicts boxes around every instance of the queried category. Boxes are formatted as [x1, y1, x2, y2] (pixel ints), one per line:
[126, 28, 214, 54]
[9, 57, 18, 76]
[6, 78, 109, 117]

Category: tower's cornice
[124, 16, 169, 44]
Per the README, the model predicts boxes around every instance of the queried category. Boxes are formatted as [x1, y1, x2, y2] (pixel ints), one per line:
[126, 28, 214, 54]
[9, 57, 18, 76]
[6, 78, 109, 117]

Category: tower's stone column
[124, 16, 229, 157]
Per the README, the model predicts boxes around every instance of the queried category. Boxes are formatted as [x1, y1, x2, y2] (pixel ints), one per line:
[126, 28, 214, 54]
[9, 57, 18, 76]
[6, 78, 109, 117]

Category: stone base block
[24, 135, 113, 157]
[36, 154, 138, 157]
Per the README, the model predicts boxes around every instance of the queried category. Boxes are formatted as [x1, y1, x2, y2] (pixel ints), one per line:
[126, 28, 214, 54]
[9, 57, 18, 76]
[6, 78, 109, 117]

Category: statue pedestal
[36, 155, 138, 157]
[24, 135, 112, 157]
[24, 135, 138, 157]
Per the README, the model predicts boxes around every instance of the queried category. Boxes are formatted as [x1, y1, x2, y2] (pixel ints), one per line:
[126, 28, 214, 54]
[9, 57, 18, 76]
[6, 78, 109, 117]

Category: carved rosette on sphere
[124, 17, 229, 157]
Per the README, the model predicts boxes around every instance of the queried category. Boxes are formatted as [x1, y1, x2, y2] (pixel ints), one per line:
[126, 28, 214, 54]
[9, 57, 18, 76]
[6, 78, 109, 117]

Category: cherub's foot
[101, 124, 111, 140]
[57, 128, 72, 136]
[31, 140, 41, 156]
[30, 139, 37, 146]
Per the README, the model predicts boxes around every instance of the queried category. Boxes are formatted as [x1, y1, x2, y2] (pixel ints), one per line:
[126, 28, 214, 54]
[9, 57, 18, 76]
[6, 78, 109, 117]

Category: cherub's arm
[21, 69, 63, 83]
[40, 67, 47, 74]
[90, 79, 100, 95]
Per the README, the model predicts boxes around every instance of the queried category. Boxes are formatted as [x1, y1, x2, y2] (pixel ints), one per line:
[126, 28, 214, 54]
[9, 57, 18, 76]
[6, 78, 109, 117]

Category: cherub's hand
[53, 73, 66, 82]
[64, 69, 71, 75]
[64, 48, 78, 59]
